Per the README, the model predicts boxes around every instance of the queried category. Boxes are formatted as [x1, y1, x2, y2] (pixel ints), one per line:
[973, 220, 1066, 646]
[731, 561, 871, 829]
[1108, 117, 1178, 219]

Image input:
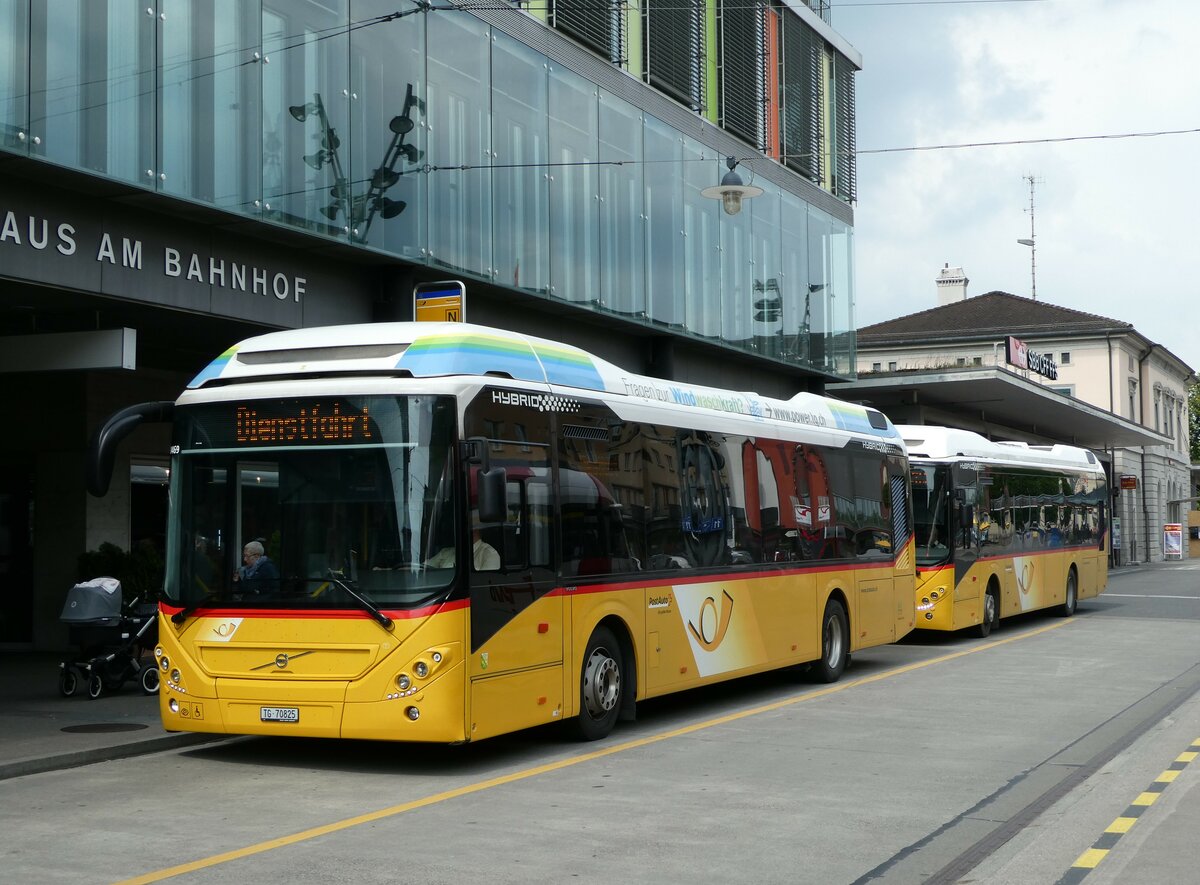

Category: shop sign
[1005, 335, 1058, 380]
[1119, 475, 1138, 490]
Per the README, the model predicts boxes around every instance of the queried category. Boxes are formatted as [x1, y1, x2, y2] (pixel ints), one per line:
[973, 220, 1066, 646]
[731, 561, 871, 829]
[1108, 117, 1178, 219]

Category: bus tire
[1060, 569, 1078, 617]
[975, 587, 998, 639]
[574, 626, 623, 741]
[810, 598, 848, 683]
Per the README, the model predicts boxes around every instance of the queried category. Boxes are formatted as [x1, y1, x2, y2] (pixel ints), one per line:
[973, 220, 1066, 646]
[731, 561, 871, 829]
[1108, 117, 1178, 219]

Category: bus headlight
[160, 656, 170, 672]
[396, 674, 411, 691]
[414, 661, 429, 679]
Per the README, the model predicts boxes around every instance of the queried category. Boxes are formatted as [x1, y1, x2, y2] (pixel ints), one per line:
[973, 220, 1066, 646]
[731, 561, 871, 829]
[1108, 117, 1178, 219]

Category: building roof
[858, 291, 1131, 346]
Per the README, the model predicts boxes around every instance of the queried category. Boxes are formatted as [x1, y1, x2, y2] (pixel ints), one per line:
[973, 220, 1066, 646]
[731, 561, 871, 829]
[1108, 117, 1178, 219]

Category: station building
[833, 267, 1193, 565]
[1, 1, 863, 648]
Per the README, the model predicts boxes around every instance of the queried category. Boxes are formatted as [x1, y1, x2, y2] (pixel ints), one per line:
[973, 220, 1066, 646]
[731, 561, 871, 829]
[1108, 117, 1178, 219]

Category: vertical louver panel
[551, 0, 625, 65]
[718, 0, 765, 149]
[643, 0, 705, 111]
[832, 53, 856, 202]
[780, 13, 821, 183]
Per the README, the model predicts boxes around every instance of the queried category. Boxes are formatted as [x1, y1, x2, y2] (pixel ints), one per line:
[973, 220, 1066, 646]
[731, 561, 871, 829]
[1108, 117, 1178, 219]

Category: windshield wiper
[326, 571, 393, 630]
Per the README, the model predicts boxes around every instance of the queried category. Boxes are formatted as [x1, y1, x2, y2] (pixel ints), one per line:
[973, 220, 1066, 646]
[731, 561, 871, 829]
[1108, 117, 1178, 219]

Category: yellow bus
[89, 322, 917, 743]
[899, 425, 1108, 638]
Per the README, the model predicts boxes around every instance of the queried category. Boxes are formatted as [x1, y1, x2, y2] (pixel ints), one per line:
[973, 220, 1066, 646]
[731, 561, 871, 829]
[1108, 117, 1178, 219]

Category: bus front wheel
[1060, 570, 1078, 617]
[975, 588, 998, 639]
[574, 626, 622, 741]
[810, 599, 848, 683]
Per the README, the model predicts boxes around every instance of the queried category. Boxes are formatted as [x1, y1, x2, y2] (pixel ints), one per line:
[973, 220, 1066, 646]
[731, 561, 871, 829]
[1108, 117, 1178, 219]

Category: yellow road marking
[1178, 751, 1198, 763]
[1132, 792, 1161, 807]
[1105, 817, 1137, 834]
[1072, 848, 1109, 868]
[1154, 770, 1180, 783]
[116, 619, 1072, 884]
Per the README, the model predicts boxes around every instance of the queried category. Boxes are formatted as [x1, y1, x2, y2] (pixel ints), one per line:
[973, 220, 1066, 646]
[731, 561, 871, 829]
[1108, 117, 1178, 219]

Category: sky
[829, 0, 1200, 373]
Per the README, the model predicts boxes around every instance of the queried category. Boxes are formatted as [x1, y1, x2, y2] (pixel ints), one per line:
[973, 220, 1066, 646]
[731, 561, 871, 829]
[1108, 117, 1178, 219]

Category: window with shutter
[779, 13, 822, 183]
[643, 0, 705, 111]
[831, 53, 856, 202]
[718, 0, 765, 149]
[550, 0, 625, 65]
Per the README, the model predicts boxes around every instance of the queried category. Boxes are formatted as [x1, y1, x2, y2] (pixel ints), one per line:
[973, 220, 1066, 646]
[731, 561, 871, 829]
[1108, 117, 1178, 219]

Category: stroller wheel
[87, 673, 104, 700]
[140, 662, 160, 695]
[59, 669, 79, 697]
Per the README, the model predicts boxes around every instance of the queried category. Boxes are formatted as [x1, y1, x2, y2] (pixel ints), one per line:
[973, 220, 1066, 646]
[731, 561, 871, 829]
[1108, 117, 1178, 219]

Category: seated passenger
[234, 540, 279, 594]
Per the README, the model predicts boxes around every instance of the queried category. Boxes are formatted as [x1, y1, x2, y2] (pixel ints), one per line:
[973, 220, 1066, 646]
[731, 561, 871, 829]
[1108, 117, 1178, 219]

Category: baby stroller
[58, 577, 160, 699]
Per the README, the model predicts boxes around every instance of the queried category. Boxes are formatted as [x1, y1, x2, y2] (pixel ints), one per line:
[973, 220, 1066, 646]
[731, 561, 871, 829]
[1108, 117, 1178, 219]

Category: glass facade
[0, 1, 856, 378]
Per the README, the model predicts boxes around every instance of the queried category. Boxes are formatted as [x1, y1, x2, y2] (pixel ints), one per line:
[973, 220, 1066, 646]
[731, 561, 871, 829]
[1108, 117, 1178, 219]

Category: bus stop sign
[414, 280, 465, 323]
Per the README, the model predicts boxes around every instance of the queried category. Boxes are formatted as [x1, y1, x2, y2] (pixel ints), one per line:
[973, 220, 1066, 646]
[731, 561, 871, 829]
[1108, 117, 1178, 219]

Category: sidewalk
[0, 651, 220, 781]
[0, 559, 1189, 780]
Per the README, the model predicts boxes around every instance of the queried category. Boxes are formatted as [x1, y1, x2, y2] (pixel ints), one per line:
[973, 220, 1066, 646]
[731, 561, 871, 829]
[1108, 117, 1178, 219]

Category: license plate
[260, 706, 299, 723]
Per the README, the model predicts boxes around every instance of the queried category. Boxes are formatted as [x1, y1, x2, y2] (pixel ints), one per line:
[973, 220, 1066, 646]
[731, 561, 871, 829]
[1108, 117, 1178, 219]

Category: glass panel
[159, 0, 261, 212]
[779, 190, 810, 367]
[644, 114, 682, 327]
[682, 138, 718, 338]
[0, 0, 29, 153]
[830, 219, 855, 376]
[262, 1, 349, 237]
[807, 206, 854, 377]
[29, 1, 155, 184]
[491, 32, 548, 293]
[750, 177, 781, 358]
[426, 10, 490, 275]
[806, 204, 834, 372]
[349, 1, 425, 254]
[597, 89, 644, 317]
[548, 64, 598, 304]
[720, 162, 752, 350]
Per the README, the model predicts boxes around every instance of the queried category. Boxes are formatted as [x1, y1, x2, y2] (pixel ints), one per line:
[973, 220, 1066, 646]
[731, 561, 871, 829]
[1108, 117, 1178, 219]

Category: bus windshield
[165, 394, 458, 612]
[911, 464, 952, 567]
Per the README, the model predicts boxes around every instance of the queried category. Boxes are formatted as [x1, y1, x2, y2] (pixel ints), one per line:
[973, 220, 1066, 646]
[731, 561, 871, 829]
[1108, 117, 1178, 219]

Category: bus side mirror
[477, 467, 507, 525]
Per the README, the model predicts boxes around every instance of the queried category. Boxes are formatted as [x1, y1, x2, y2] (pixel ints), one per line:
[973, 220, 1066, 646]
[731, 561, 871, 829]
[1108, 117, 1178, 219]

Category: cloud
[845, 0, 1200, 371]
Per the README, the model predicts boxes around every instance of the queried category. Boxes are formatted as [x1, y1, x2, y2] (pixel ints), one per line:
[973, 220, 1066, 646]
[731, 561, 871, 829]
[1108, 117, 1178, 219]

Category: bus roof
[186, 321, 900, 442]
[896, 425, 1101, 473]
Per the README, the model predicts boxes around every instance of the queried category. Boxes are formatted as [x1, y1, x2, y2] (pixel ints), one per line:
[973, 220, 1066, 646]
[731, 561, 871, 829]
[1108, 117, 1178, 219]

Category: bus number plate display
[260, 706, 299, 723]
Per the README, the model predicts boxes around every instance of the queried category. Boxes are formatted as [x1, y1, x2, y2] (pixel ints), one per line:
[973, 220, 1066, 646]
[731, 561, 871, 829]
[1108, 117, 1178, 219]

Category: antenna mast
[1019, 174, 1042, 300]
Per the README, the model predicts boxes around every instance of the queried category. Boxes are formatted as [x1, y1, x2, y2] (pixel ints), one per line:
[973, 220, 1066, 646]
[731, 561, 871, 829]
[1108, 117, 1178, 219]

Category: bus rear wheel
[975, 588, 998, 639]
[1059, 570, 1078, 617]
[810, 599, 848, 683]
[574, 626, 622, 741]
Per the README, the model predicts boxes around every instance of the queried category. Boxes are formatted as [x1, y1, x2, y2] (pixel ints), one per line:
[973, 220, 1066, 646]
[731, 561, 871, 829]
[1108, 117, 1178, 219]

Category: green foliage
[76, 542, 164, 604]
[1190, 383, 1200, 464]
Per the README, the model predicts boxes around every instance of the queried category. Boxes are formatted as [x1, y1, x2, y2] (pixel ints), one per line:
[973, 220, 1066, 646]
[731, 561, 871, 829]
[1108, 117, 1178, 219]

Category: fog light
[925, 612, 934, 620]
[405, 706, 420, 721]
[160, 656, 170, 672]
[170, 669, 182, 683]
[169, 698, 179, 713]
[431, 651, 443, 664]
[396, 674, 411, 691]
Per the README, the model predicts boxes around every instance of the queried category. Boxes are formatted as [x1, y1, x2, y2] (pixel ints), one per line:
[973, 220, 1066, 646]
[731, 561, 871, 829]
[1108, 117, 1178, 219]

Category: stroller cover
[60, 577, 123, 626]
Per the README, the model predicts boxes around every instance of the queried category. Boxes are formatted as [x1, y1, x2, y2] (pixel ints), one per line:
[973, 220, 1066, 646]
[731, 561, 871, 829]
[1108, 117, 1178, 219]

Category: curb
[0, 731, 228, 781]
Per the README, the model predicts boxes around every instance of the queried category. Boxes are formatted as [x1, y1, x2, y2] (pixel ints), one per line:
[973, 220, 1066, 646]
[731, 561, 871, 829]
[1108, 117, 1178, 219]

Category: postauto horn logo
[687, 590, 734, 652]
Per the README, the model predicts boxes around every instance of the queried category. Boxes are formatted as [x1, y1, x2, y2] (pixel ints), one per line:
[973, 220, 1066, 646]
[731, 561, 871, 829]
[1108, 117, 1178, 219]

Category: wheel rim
[142, 667, 160, 693]
[824, 612, 844, 667]
[984, 592, 996, 626]
[582, 647, 620, 719]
